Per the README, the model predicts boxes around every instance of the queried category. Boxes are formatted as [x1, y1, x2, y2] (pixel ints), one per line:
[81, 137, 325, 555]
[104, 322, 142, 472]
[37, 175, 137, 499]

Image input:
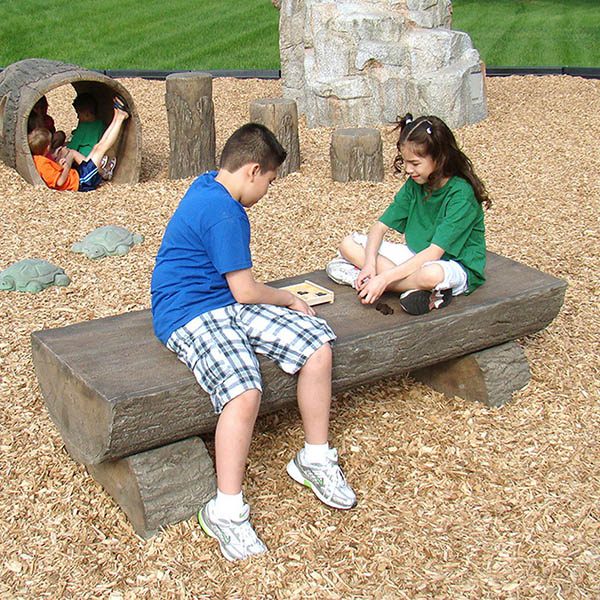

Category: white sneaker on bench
[326, 257, 360, 288]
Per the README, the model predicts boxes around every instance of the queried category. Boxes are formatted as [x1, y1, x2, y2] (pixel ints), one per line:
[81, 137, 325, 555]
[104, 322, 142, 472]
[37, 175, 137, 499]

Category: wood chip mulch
[0, 75, 598, 599]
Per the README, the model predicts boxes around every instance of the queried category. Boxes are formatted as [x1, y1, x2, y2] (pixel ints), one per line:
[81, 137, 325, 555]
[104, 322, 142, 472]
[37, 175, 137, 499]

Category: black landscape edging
[1, 66, 599, 80]
[486, 66, 600, 79]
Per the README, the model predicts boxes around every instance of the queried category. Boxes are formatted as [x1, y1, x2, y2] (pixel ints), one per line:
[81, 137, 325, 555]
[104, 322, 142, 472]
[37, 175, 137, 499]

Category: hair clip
[404, 114, 413, 124]
[426, 126, 432, 134]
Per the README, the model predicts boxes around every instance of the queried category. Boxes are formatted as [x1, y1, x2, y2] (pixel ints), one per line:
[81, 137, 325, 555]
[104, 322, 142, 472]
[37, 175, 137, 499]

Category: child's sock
[303, 441, 330, 464]
[212, 489, 245, 520]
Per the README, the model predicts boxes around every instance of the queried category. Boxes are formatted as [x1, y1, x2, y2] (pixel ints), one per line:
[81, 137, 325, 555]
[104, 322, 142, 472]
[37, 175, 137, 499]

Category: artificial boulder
[279, 0, 486, 129]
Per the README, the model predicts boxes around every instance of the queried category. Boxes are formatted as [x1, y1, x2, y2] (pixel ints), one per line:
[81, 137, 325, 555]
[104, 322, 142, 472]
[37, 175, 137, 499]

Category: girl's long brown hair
[393, 113, 491, 208]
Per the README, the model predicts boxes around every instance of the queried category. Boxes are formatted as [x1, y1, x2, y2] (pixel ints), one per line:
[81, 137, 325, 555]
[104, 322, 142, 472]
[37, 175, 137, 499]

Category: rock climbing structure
[279, 0, 487, 129]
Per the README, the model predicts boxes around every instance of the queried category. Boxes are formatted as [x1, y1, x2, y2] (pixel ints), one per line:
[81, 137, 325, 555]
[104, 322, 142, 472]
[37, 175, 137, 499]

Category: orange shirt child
[33, 154, 79, 191]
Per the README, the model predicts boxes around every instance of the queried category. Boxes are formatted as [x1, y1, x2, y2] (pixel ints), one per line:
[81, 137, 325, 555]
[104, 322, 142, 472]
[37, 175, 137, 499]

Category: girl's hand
[357, 274, 387, 304]
[288, 295, 316, 316]
[356, 265, 376, 291]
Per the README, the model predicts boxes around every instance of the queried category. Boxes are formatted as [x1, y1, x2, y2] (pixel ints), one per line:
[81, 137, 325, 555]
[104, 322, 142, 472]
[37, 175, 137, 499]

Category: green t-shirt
[67, 120, 106, 156]
[379, 176, 486, 293]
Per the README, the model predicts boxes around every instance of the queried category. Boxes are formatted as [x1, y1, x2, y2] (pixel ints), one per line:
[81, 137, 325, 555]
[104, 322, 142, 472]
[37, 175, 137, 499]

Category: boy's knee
[303, 343, 332, 372]
[226, 388, 261, 418]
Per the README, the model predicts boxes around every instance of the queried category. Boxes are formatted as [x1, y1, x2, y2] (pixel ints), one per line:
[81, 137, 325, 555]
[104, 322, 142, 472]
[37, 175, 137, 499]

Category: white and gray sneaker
[198, 499, 267, 562]
[286, 447, 357, 510]
[325, 256, 360, 288]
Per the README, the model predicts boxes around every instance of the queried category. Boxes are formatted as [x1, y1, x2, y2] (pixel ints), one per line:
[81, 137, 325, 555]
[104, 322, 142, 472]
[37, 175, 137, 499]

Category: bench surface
[31, 252, 566, 465]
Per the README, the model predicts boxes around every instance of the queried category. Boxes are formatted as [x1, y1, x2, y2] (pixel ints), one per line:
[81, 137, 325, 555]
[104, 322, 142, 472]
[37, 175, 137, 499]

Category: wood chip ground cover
[0, 76, 598, 598]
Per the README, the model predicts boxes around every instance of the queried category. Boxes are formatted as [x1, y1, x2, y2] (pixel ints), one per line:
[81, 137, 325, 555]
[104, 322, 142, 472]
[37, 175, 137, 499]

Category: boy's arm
[56, 151, 75, 188]
[225, 268, 315, 316]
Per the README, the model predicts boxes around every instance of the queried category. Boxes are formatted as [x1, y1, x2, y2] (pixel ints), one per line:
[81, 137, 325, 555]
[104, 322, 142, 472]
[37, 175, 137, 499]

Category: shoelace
[227, 514, 263, 549]
[313, 451, 347, 499]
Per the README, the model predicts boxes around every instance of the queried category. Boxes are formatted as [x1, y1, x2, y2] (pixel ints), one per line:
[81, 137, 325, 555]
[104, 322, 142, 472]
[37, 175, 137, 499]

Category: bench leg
[87, 436, 216, 538]
[411, 341, 531, 408]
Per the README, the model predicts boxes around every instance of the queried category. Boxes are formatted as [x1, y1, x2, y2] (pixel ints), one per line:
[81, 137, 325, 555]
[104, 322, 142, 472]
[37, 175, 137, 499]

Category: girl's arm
[357, 243, 445, 304]
[356, 221, 388, 289]
[225, 268, 315, 316]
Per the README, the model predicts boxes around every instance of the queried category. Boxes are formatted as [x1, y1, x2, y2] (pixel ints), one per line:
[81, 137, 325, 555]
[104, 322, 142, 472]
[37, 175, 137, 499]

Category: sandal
[113, 95, 130, 115]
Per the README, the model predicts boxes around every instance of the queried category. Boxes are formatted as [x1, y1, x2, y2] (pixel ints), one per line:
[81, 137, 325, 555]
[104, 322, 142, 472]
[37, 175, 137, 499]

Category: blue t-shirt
[151, 171, 252, 344]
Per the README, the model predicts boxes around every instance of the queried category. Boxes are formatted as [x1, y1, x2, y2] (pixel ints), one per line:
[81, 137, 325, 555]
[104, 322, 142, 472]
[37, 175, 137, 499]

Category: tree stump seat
[30, 252, 566, 537]
[330, 127, 384, 182]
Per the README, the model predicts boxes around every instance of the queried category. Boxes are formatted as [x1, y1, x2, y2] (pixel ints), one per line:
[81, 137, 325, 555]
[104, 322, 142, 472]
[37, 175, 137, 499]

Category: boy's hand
[357, 274, 387, 304]
[288, 295, 316, 316]
[57, 147, 73, 166]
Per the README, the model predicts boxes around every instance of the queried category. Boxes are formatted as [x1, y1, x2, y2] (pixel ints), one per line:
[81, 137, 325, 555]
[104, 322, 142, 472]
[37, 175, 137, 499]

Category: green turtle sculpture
[0, 258, 71, 293]
[71, 225, 144, 259]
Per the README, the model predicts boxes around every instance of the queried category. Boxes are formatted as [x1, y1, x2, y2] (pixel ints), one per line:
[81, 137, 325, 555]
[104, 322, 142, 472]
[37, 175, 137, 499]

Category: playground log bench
[31, 252, 566, 538]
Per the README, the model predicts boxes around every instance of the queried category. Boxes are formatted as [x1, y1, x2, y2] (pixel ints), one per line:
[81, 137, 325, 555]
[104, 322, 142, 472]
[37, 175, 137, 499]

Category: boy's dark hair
[394, 113, 491, 208]
[72, 92, 97, 115]
[219, 123, 287, 173]
[28, 128, 52, 155]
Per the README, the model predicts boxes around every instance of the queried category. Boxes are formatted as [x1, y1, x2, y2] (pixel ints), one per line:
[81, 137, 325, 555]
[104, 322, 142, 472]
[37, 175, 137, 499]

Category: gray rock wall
[279, 0, 486, 129]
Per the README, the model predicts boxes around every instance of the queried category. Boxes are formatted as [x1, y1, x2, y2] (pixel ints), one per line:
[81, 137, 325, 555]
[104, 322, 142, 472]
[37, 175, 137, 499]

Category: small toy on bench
[279, 280, 334, 306]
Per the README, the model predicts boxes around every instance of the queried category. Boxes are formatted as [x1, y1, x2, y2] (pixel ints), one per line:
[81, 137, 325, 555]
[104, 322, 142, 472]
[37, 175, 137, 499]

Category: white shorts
[351, 232, 468, 295]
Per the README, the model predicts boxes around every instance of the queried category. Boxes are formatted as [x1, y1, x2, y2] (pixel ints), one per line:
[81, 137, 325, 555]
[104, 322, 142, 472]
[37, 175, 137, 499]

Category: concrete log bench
[31, 252, 566, 537]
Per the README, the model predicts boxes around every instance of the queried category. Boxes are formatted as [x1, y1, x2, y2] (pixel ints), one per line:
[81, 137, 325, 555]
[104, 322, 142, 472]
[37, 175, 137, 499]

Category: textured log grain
[330, 127, 384, 182]
[412, 341, 531, 407]
[249, 98, 300, 177]
[166, 72, 216, 179]
[87, 437, 216, 538]
[0, 58, 141, 185]
[31, 253, 566, 465]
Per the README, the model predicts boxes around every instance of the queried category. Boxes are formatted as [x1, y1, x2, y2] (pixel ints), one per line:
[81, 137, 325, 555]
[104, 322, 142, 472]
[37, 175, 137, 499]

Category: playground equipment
[0, 58, 141, 186]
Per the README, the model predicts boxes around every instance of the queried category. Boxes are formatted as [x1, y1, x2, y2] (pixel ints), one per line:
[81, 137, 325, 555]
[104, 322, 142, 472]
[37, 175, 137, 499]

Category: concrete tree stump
[249, 98, 300, 177]
[87, 437, 216, 538]
[0, 58, 141, 185]
[330, 127, 384, 182]
[412, 341, 531, 408]
[166, 72, 216, 179]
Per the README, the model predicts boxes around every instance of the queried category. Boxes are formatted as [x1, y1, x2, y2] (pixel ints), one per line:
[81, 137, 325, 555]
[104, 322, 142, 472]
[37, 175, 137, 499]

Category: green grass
[0, 0, 280, 71]
[452, 0, 600, 67]
[0, 0, 598, 70]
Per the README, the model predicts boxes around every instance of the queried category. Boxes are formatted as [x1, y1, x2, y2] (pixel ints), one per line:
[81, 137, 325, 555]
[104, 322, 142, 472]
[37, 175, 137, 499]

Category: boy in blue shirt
[151, 123, 356, 562]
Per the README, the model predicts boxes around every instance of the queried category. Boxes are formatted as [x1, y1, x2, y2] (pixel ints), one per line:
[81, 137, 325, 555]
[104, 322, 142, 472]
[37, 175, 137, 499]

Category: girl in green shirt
[326, 113, 491, 315]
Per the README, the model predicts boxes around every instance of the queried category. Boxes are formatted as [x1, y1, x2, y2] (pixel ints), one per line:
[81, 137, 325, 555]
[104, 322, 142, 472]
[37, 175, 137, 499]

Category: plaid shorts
[166, 303, 336, 413]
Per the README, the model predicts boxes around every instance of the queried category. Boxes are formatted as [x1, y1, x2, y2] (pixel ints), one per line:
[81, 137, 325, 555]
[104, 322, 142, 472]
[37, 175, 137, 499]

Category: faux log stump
[87, 437, 216, 538]
[412, 341, 531, 408]
[0, 58, 141, 185]
[249, 98, 300, 177]
[330, 127, 384, 182]
[166, 72, 216, 179]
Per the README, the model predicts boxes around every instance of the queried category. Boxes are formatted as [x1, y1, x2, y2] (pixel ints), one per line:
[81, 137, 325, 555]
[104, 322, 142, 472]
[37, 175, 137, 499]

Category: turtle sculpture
[71, 225, 144, 259]
[0, 258, 71, 293]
